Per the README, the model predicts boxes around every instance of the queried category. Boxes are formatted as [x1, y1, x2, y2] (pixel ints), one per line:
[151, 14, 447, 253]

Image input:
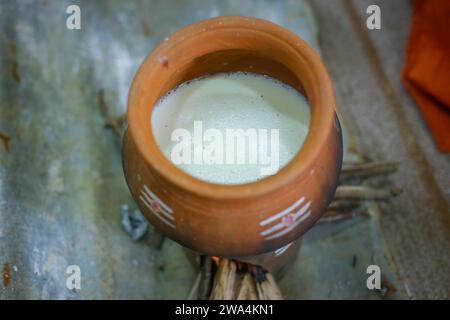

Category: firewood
[262, 272, 283, 300]
[250, 265, 283, 300]
[97, 90, 126, 139]
[233, 271, 261, 300]
[256, 281, 266, 300]
[254, 270, 283, 300]
[0, 132, 11, 151]
[208, 259, 282, 300]
[198, 255, 213, 300]
[335, 185, 402, 201]
[340, 161, 399, 179]
[186, 272, 201, 300]
[248, 278, 259, 300]
[318, 209, 370, 224]
[224, 260, 237, 299]
[326, 200, 360, 212]
[210, 259, 237, 300]
[236, 273, 253, 300]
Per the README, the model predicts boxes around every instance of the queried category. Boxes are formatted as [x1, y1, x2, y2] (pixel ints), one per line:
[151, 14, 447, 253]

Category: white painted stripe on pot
[139, 195, 176, 229]
[264, 211, 311, 240]
[274, 242, 292, 256]
[260, 196, 305, 226]
[260, 201, 311, 237]
[260, 220, 285, 236]
[140, 190, 174, 221]
[294, 201, 311, 219]
[143, 185, 173, 213]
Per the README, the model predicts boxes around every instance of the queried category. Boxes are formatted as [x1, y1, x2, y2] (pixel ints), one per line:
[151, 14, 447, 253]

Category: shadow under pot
[122, 16, 343, 260]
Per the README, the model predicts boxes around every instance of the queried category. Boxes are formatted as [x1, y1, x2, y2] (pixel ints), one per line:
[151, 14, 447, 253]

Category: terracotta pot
[122, 16, 343, 257]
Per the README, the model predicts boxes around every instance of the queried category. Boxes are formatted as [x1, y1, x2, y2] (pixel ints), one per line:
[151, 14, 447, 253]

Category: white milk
[151, 72, 310, 185]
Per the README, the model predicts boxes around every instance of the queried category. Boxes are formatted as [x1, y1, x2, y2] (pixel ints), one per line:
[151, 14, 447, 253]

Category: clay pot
[122, 16, 343, 258]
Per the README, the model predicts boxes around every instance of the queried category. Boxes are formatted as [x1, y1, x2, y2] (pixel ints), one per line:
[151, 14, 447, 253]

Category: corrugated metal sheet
[0, 0, 407, 299]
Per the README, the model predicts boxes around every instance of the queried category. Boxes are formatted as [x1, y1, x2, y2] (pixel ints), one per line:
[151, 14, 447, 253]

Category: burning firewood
[205, 258, 283, 300]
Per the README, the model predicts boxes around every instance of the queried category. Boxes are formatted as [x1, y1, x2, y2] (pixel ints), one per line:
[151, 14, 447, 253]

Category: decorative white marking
[140, 190, 174, 221]
[260, 197, 305, 226]
[264, 211, 311, 240]
[139, 195, 175, 228]
[260, 202, 310, 236]
[260, 196, 312, 240]
[274, 242, 292, 256]
[139, 185, 175, 229]
[143, 185, 173, 213]
[294, 201, 311, 219]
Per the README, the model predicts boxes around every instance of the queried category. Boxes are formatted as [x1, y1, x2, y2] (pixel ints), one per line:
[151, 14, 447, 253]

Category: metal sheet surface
[0, 0, 406, 299]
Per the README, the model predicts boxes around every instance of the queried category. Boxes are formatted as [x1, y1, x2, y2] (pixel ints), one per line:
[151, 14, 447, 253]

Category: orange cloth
[402, 0, 450, 151]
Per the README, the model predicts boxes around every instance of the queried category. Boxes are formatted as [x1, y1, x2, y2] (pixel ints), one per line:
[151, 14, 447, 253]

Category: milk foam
[151, 72, 310, 185]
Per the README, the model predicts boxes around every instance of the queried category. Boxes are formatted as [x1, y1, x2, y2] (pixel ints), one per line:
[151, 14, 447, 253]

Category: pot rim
[127, 16, 335, 200]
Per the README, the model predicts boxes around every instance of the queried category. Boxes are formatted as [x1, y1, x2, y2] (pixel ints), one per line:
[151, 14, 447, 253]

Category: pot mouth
[127, 16, 335, 200]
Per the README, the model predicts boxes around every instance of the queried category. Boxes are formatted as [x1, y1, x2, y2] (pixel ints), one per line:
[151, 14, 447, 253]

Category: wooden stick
[237, 271, 258, 300]
[326, 200, 361, 212]
[223, 260, 237, 300]
[0, 132, 11, 152]
[335, 185, 402, 201]
[250, 266, 283, 300]
[247, 279, 258, 300]
[97, 90, 126, 139]
[263, 273, 283, 300]
[187, 272, 201, 300]
[236, 273, 253, 300]
[256, 281, 266, 300]
[340, 161, 399, 179]
[210, 259, 237, 300]
[198, 255, 213, 300]
[318, 209, 370, 224]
